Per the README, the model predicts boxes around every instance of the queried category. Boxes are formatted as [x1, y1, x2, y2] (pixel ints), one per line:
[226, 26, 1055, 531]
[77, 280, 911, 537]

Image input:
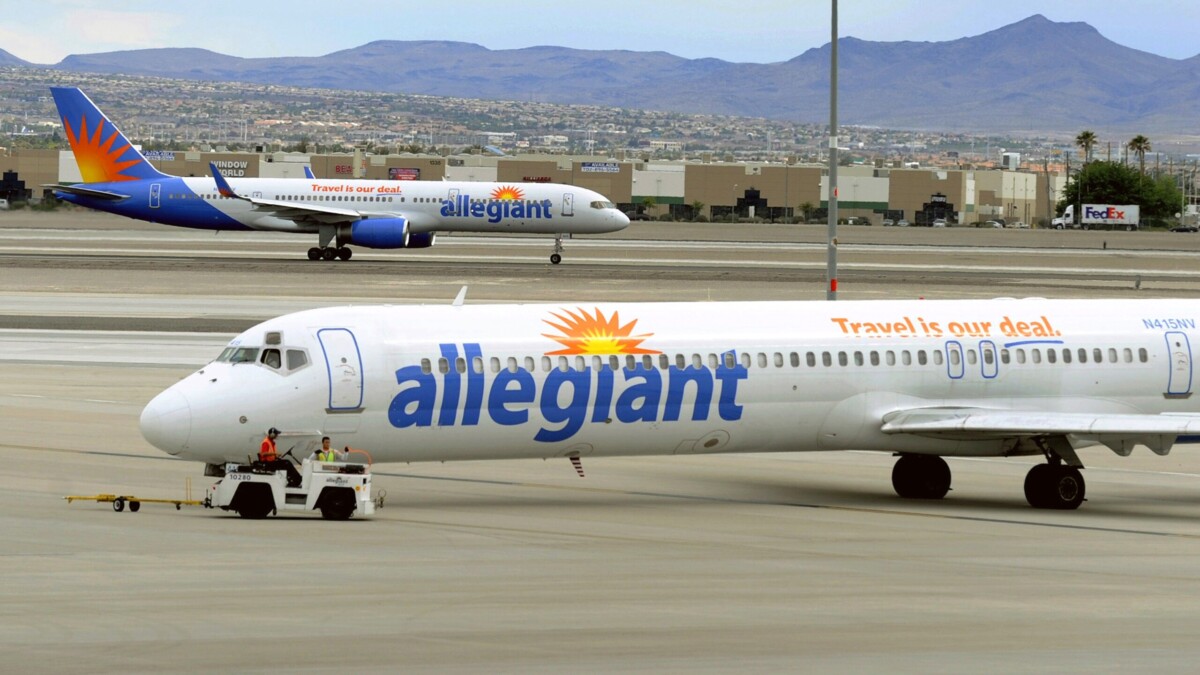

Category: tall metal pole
[826, 0, 839, 300]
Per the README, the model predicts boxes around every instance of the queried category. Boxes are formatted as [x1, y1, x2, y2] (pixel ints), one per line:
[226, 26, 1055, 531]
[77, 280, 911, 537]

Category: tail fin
[50, 87, 166, 184]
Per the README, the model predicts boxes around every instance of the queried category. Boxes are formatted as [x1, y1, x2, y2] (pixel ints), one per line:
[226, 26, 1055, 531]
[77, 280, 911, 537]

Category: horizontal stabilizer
[44, 183, 129, 201]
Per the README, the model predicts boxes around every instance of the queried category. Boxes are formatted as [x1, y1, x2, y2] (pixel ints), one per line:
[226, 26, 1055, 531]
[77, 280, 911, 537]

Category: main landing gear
[550, 233, 564, 265]
[890, 436, 1086, 510]
[307, 246, 352, 262]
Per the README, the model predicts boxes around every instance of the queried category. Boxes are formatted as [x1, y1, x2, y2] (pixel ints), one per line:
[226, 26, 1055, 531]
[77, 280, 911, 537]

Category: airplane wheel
[337, 247, 352, 261]
[891, 454, 951, 499]
[550, 253, 562, 265]
[129, 501, 141, 513]
[1026, 465, 1084, 510]
[307, 247, 322, 261]
[321, 247, 337, 261]
[112, 497, 125, 512]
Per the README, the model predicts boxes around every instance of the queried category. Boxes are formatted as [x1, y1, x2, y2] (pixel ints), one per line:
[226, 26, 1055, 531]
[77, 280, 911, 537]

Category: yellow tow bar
[65, 478, 203, 512]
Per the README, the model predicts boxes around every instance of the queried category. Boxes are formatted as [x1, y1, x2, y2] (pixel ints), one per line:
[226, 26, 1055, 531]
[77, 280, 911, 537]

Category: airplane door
[149, 183, 161, 209]
[945, 341, 964, 379]
[317, 328, 364, 411]
[447, 188, 460, 216]
[562, 192, 575, 217]
[1165, 331, 1193, 398]
[979, 340, 998, 379]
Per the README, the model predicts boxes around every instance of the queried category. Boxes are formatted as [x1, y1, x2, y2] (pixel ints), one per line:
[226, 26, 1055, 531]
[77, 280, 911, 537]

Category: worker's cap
[268, 427, 280, 436]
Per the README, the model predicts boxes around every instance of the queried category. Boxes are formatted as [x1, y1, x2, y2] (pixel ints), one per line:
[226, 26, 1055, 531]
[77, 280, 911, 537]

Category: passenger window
[1107, 348, 1117, 363]
[558, 356, 569, 372]
[421, 358, 432, 375]
[1139, 348, 1148, 363]
[949, 350, 961, 366]
[998, 349, 1008, 364]
[853, 351, 864, 366]
[592, 356, 603, 371]
[692, 354, 702, 369]
[838, 352, 848, 367]
[901, 350, 912, 366]
[933, 351, 944, 366]
[473, 356, 484, 374]
[1032, 349, 1042, 364]
[286, 349, 308, 370]
[542, 356, 552, 372]
[674, 354, 685, 369]
[885, 351, 895, 366]
[575, 356, 586, 372]
[455, 357, 466, 374]
[870, 351, 880, 366]
[1047, 349, 1057, 364]
[626, 355, 636, 370]
[642, 355, 654, 370]
[807, 352, 816, 367]
[741, 353, 751, 369]
[724, 352, 736, 369]
[261, 349, 282, 369]
[757, 353, 767, 368]
[610, 355, 621, 371]
[1062, 349, 1071, 364]
[709, 354, 719, 369]
[774, 352, 784, 368]
[438, 358, 449, 374]
[917, 350, 927, 366]
[490, 357, 500, 373]
[790, 352, 800, 367]
[524, 356, 535, 371]
[507, 357, 519, 373]
[1016, 348, 1026, 364]
[982, 349, 994, 365]
[1078, 348, 1087, 364]
[965, 350, 976, 366]
[822, 351, 832, 367]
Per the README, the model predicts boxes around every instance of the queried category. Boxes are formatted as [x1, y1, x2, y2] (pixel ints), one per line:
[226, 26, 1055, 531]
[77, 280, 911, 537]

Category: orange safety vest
[259, 437, 277, 462]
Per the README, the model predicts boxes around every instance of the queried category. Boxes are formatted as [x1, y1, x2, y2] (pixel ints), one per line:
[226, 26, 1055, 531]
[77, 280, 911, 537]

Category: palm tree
[1075, 130, 1097, 164]
[1128, 135, 1151, 176]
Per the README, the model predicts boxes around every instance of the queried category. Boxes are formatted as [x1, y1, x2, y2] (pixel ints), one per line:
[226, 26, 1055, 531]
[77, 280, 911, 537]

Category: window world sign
[580, 162, 620, 173]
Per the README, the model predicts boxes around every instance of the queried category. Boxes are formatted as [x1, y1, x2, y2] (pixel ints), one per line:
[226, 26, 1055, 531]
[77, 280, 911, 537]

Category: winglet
[452, 285, 468, 307]
[304, 166, 316, 179]
[209, 162, 239, 198]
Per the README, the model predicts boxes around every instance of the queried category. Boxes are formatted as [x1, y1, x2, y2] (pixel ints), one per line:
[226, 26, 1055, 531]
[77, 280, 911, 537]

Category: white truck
[205, 457, 377, 520]
[1052, 204, 1140, 230]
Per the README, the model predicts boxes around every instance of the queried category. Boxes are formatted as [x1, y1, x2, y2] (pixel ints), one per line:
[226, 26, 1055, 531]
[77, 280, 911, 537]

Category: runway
[6, 211, 1200, 672]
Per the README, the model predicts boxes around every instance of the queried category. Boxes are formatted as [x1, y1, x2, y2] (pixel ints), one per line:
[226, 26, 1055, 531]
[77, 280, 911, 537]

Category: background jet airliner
[47, 87, 628, 262]
[141, 296, 1200, 514]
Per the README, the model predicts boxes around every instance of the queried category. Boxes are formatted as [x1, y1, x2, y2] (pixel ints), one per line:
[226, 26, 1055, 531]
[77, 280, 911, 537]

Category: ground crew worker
[315, 436, 342, 462]
[258, 427, 301, 487]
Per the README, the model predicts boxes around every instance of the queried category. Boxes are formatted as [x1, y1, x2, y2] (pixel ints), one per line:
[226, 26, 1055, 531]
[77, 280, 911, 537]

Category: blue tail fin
[50, 87, 167, 184]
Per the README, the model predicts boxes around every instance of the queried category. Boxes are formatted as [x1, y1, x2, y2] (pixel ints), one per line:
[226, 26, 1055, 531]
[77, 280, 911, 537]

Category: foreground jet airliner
[47, 87, 628, 262]
[141, 296, 1200, 511]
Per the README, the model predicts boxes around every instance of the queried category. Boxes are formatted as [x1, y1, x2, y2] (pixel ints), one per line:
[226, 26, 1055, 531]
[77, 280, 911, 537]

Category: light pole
[827, 0, 839, 300]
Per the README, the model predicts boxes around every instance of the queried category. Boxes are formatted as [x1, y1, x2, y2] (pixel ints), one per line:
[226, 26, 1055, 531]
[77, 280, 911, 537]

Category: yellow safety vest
[318, 449, 336, 462]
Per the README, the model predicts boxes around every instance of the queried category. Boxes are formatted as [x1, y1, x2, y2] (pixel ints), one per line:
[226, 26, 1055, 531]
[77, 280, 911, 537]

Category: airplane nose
[140, 388, 192, 456]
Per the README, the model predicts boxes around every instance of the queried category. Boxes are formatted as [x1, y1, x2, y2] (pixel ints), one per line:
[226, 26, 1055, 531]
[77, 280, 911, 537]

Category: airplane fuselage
[56, 176, 628, 236]
[140, 298, 1200, 467]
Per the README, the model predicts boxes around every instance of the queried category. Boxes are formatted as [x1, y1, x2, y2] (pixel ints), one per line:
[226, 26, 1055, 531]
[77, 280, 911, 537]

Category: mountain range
[8, 15, 1200, 134]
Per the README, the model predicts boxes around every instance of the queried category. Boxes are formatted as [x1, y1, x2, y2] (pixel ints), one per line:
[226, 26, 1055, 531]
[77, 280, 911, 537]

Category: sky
[2, 0, 1199, 64]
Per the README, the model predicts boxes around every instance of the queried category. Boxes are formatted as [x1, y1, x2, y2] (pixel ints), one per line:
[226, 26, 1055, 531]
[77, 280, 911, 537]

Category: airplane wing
[45, 183, 129, 201]
[881, 407, 1200, 457]
[210, 163, 361, 225]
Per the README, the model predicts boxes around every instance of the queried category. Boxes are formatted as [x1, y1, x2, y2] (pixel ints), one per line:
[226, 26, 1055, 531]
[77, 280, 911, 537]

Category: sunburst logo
[62, 113, 140, 183]
[491, 185, 524, 201]
[542, 307, 661, 355]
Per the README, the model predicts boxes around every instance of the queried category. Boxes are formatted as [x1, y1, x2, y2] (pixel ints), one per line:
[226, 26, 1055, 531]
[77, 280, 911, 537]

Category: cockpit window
[286, 349, 309, 370]
[261, 349, 282, 370]
[220, 347, 260, 364]
[590, 200, 615, 210]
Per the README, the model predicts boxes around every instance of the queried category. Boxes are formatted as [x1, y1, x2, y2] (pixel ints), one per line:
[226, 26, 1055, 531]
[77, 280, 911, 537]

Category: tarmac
[5, 211, 1200, 673]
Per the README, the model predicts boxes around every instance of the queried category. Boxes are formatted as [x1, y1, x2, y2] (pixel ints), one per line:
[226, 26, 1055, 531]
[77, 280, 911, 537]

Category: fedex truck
[1052, 204, 1140, 230]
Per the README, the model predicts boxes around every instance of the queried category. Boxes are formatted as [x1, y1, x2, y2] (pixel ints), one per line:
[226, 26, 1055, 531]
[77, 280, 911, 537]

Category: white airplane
[141, 296, 1200, 511]
[46, 87, 629, 262]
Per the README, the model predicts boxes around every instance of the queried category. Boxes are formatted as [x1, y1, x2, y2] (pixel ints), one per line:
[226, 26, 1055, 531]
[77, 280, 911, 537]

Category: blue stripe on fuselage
[56, 178, 249, 231]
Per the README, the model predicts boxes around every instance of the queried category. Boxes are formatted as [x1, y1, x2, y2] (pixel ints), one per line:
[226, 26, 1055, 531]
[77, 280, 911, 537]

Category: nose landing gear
[550, 234, 564, 264]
